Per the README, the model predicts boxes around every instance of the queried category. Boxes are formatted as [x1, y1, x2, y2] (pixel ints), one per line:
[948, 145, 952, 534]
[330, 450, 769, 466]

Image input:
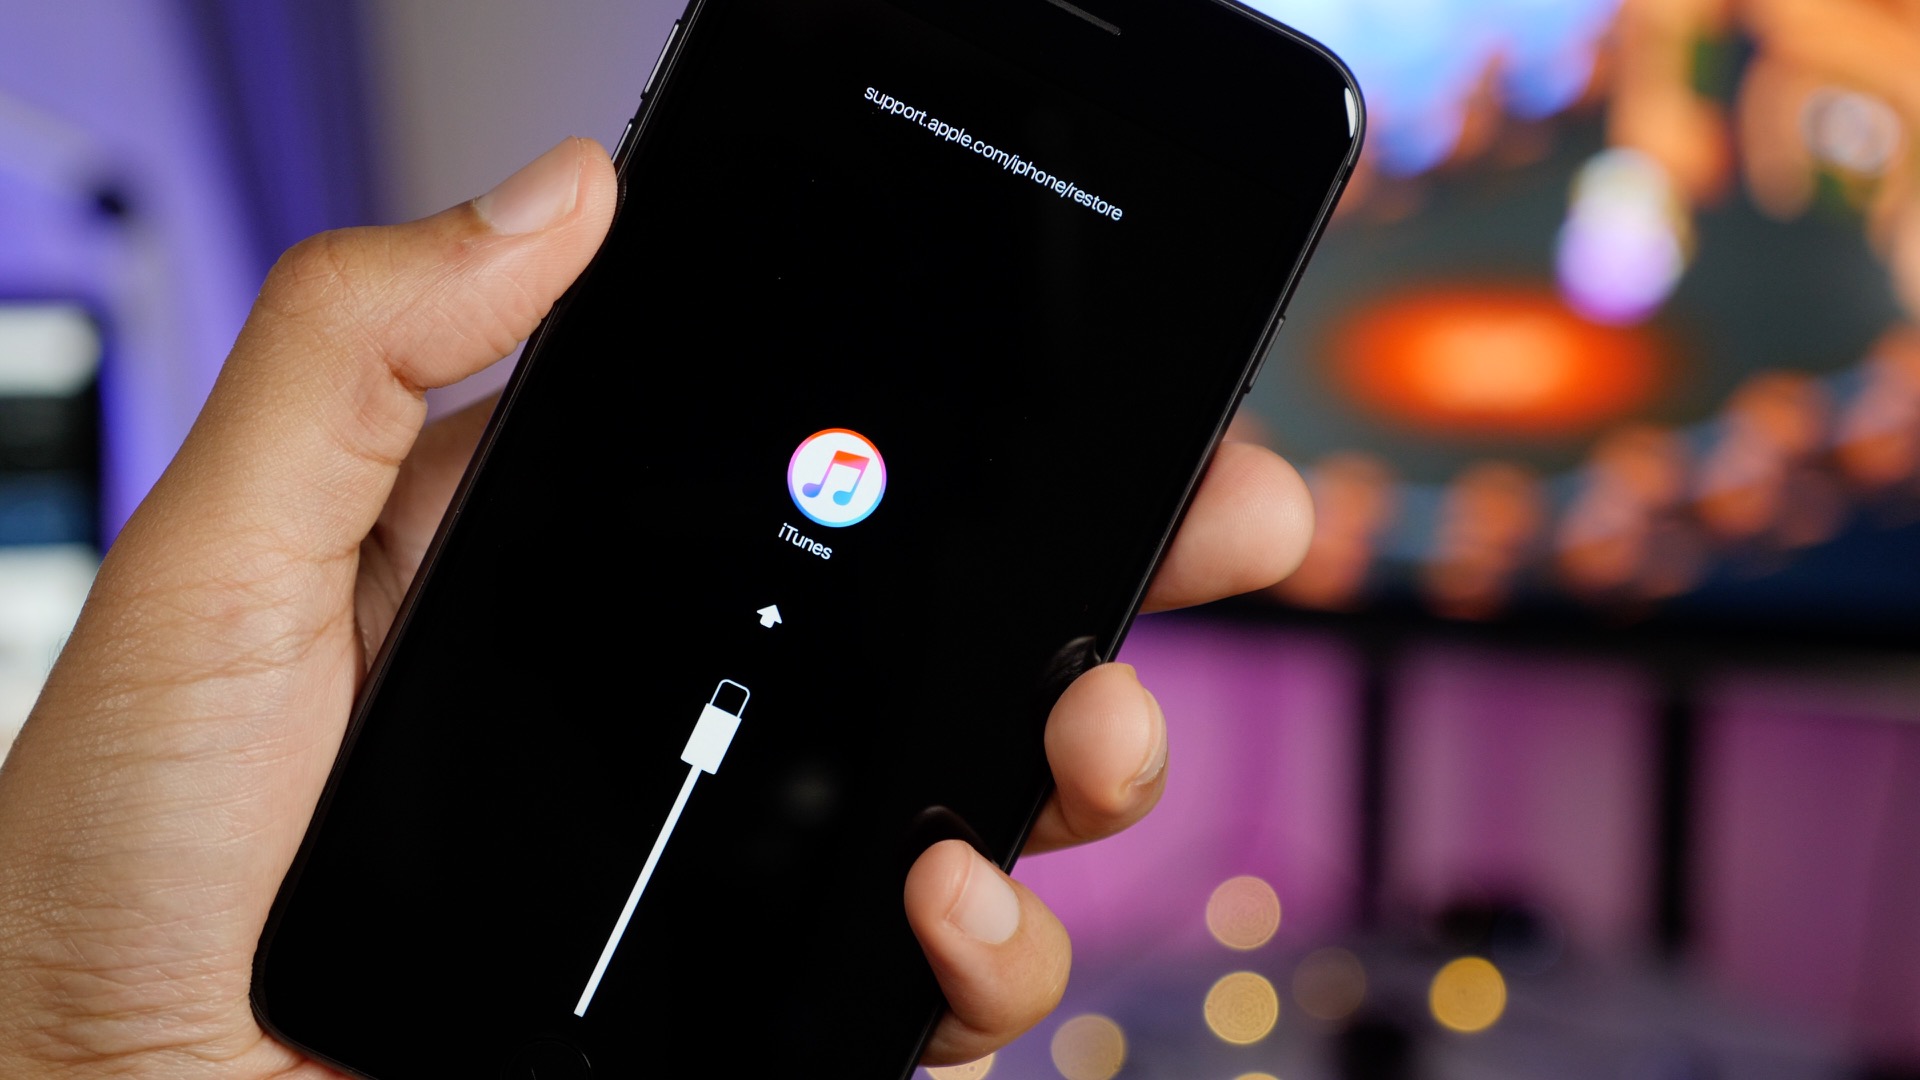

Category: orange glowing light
[1206, 876, 1282, 951]
[1334, 288, 1664, 436]
[1204, 972, 1282, 1045]
[1050, 1015, 1126, 1080]
[1429, 957, 1508, 1034]
[1293, 947, 1368, 1022]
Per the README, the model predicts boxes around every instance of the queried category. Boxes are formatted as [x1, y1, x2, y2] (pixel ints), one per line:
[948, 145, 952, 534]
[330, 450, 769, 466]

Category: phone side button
[641, 20, 682, 100]
[506, 1039, 591, 1079]
[1242, 316, 1286, 395]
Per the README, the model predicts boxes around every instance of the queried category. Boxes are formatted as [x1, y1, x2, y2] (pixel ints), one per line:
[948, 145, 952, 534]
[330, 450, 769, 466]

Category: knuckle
[261, 228, 379, 323]
[268, 231, 349, 295]
[1061, 796, 1127, 844]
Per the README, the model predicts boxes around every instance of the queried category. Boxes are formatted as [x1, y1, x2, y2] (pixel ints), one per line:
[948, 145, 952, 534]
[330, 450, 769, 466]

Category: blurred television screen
[1243, 0, 1920, 650]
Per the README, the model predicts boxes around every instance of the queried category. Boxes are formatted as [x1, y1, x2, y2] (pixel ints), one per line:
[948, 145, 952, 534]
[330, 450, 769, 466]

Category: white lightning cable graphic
[573, 679, 750, 1017]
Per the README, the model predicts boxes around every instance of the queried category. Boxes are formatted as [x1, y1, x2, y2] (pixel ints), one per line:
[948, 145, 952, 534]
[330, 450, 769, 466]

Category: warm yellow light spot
[1293, 947, 1368, 1022]
[1204, 971, 1281, 1045]
[1235, 1074, 1282, 1080]
[1429, 957, 1507, 1033]
[927, 1054, 995, 1079]
[1206, 875, 1282, 951]
[1050, 1015, 1126, 1080]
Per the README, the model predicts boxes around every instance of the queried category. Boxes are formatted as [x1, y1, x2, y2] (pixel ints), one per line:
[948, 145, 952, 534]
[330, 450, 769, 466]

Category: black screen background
[254, 1, 1356, 1075]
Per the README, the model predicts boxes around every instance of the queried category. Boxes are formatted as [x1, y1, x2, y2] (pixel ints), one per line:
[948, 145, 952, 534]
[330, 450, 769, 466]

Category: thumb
[124, 136, 617, 572]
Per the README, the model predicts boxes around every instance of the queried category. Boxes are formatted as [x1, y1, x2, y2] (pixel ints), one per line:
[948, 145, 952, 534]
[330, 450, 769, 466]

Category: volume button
[641, 20, 682, 101]
[1242, 316, 1286, 395]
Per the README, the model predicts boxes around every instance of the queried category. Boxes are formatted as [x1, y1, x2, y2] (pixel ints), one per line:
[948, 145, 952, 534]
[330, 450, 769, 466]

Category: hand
[0, 138, 1314, 1075]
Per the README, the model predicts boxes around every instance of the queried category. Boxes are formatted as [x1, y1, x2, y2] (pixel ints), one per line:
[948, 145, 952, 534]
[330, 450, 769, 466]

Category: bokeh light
[1429, 957, 1508, 1034]
[1423, 461, 1547, 620]
[1695, 372, 1841, 548]
[1335, 287, 1664, 436]
[1235, 1074, 1282, 1080]
[1556, 149, 1690, 325]
[1206, 875, 1283, 951]
[925, 1054, 994, 1080]
[1837, 329, 1920, 491]
[1556, 425, 1700, 599]
[1050, 1015, 1126, 1080]
[1293, 947, 1369, 1022]
[1274, 453, 1399, 611]
[1205, 971, 1282, 1045]
[1802, 89, 1902, 177]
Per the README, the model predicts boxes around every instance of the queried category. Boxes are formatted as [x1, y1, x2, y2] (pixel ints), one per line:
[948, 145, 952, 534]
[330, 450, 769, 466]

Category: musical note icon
[787, 428, 888, 528]
[801, 450, 870, 506]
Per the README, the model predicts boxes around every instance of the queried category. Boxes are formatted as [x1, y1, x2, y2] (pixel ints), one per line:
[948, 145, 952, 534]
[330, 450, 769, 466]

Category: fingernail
[1131, 686, 1168, 788]
[474, 139, 581, 234]
[949, 851, 1020, 945]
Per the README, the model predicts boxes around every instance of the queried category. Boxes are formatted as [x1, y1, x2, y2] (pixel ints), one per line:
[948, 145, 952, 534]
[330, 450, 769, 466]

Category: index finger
[1142, 440, 1314, 613]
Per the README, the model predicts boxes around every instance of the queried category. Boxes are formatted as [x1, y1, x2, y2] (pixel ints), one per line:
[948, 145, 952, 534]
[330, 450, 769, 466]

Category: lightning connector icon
[573, 679, 750, 1017]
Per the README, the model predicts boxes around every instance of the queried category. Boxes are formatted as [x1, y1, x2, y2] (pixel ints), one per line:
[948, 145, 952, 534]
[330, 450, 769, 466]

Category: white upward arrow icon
[756, 604, 783, 628]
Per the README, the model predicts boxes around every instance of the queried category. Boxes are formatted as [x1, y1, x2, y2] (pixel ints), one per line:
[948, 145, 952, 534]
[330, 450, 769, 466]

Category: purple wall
[1700, 677, 1920, 1063]
[0, 0, 258, 535]
[1386, 646, 1658, 955]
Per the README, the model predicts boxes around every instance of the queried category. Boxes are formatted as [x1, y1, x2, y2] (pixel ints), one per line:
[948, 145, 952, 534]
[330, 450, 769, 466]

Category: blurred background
[4, 1, 1919, 1077]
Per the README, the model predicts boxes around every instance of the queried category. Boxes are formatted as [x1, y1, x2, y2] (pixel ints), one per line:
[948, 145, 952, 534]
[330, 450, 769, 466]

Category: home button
[506, 1039, 591, 1079]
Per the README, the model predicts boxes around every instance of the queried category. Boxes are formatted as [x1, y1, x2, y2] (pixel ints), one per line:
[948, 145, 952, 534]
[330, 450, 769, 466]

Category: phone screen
[255, 1, 1358, 1075]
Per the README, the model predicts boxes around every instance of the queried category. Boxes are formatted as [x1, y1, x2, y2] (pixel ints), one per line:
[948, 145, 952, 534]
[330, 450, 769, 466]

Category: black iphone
[251, 0, 1362, 1075]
